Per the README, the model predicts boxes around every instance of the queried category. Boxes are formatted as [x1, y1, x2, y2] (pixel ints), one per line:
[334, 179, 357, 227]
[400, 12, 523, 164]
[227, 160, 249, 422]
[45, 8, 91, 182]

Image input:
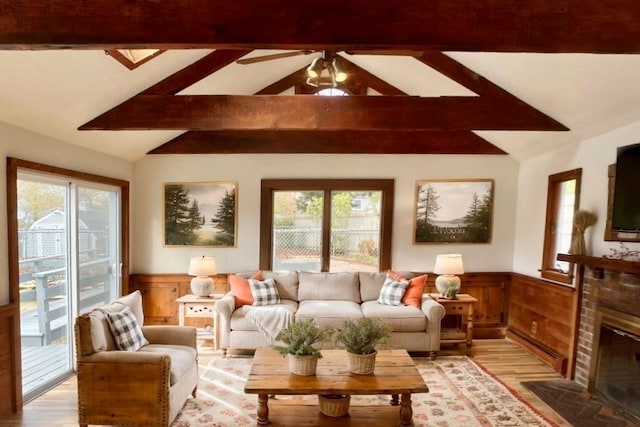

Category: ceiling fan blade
[236, 50, 314, 65]
[345, 50, 423, 57]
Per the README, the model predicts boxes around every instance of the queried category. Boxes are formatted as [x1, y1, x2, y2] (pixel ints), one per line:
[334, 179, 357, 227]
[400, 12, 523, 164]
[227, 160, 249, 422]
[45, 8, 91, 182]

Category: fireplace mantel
[557, 253, 640, 276]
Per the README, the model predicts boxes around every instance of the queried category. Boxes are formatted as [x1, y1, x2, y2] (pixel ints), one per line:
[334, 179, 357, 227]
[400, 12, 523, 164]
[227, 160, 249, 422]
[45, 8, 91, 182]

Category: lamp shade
[188, 256, 216, 277]
[433, 254, 464, 275]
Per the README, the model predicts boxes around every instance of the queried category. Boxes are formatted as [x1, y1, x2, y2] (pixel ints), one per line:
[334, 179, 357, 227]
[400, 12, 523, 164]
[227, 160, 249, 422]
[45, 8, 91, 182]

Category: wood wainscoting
[0, 303, 21, 417]
[129, 274, 229, 327]
[130, 272, 510, 339]
[507, 273, 580, 377]
[426, 272, 510, 339]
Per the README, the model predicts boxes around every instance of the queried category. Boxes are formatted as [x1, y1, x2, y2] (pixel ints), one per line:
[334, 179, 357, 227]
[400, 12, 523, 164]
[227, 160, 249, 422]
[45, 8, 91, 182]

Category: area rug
[173, 356, 558, 427]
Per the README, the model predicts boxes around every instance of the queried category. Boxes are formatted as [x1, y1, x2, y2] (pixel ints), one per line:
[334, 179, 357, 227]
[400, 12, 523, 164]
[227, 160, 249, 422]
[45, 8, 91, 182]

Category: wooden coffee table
[244, 348, 428, 426]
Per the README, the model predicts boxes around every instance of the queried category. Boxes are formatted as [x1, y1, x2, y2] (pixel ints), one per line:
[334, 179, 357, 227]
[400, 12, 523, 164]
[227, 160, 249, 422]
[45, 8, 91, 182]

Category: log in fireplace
[589, 306, 640, 422]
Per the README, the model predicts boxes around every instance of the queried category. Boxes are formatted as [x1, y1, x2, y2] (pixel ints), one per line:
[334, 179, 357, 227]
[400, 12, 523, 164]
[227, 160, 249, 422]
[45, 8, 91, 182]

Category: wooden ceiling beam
[148, 130, 506, 155]
[79, 95, 567, 131]
[416, 52, 568, 131]
[2, 1, 640, 53]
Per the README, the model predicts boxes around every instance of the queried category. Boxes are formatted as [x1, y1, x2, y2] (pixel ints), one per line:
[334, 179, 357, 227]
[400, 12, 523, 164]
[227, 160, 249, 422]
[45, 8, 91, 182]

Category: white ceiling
[1, 49, 640, 162]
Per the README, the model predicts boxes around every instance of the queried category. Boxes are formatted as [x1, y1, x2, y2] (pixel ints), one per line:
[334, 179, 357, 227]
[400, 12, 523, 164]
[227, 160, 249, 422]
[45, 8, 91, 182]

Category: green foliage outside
[273, 318, 333, 357]
[334, 318, 391, 355]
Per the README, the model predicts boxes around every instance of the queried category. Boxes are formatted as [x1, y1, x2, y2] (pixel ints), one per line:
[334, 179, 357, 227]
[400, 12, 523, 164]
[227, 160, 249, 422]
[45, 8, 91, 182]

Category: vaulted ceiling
[1, 1, 640, 161]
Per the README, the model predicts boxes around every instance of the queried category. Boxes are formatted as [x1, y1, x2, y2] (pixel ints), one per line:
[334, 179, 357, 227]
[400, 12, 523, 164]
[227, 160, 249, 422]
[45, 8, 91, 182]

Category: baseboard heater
[506, 327, 567, 375]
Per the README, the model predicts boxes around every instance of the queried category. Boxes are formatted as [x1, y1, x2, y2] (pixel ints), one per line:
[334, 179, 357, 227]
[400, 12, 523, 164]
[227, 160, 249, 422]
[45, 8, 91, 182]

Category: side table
[429, 293, 478, 353]
[176, 294, 224, 350]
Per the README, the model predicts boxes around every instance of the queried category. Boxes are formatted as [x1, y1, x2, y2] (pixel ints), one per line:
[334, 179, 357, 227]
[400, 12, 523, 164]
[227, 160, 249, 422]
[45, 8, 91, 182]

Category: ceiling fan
[236, 49, 348, 87]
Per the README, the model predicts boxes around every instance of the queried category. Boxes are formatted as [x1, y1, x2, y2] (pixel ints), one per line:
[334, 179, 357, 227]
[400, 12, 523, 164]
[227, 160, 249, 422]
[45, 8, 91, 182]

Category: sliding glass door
[17, 171, 122, 402]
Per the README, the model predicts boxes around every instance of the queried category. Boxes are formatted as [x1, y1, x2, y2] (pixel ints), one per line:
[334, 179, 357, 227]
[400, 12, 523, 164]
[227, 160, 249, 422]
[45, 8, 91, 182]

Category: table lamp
[433, 254, 464, 299]
[188, 256, 216, 297]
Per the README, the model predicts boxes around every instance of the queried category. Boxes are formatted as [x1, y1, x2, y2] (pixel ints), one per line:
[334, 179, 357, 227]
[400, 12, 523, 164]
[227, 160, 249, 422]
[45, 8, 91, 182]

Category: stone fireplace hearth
[575, 268, 640, 421]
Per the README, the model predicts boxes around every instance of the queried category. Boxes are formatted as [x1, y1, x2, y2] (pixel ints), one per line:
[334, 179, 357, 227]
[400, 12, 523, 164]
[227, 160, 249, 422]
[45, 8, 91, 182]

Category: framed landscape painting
[164, 181, 237, 247]
[414, 179, 494, 244]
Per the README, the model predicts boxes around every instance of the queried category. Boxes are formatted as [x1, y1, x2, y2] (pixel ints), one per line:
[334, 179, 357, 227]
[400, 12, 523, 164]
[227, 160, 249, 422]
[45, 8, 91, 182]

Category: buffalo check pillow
[248, 278, 281, 306]
[105, 306, 149, 351]
[377, 276, 410, 306]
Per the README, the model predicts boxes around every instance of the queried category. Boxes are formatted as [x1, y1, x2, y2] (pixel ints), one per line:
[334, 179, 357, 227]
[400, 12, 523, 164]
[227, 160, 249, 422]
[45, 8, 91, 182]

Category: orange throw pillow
[387, 270, 405, 282]
[402, 274, 427, 308]
[229, 271, 263, 308]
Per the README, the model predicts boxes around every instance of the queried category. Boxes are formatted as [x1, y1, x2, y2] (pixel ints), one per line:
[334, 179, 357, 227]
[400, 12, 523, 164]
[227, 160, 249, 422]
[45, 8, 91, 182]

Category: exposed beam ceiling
[149, 130, 506, 155]
[80, 95, 567, 131]
[1, 1, 640, 53]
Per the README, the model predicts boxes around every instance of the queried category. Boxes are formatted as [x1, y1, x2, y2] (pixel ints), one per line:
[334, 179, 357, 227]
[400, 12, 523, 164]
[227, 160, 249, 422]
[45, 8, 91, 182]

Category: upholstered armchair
[74, 291, 198, 427]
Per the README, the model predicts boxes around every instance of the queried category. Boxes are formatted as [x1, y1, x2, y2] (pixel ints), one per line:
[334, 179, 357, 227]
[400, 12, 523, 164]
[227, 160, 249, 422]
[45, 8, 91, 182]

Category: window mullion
[321, 189, 332, 272]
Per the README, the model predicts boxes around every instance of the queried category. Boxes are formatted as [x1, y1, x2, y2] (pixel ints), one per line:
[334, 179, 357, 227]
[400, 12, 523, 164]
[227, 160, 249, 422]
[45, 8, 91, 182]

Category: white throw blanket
[242, 305, 292, 344]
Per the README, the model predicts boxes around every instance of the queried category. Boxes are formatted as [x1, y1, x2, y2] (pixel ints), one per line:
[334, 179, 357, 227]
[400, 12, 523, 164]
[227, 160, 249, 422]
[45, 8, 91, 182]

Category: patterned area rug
[173, 355, 558, 427]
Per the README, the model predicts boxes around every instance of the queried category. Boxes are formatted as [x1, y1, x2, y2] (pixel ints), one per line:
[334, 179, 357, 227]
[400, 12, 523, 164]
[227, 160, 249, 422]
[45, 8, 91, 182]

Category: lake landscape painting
[414, 179, 493, 244]
[164, 181, 237, 247]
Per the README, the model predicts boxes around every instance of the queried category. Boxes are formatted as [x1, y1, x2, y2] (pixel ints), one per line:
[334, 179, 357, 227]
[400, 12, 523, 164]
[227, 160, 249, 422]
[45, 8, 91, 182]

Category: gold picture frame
[164, 181, 237, 247]
[414, 179, 494, 244]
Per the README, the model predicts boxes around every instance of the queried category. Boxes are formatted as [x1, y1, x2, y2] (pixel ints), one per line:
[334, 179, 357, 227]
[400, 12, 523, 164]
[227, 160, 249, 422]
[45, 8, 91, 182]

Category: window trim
[260, 179, 394, 272]
[540, 168, 582, 284]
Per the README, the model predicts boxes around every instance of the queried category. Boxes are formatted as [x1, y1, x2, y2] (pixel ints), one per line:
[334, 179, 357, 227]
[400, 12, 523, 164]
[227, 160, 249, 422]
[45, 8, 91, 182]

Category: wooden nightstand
[429, 293, 478, 352]
[176, 294, 224, 349]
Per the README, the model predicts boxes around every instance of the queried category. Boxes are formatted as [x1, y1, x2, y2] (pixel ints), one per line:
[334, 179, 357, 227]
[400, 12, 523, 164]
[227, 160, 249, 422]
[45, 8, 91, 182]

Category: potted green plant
[333, 318, 391, 375]
[273, 318, 333, 376]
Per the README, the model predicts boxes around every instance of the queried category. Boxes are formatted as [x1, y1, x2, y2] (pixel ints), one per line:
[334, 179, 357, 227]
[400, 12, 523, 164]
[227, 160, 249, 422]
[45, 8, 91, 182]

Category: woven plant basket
[347, 350, 377, 375]
[288, 354, 319, 376]
[318, 394, 351, 417]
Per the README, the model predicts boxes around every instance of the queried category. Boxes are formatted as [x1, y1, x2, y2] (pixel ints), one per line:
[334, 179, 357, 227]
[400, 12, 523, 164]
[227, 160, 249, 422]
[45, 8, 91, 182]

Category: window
[7, 158, 129, 402]
[260, 179, 394, 272]
[540, 168, 582, 284]
[106, 49, 165, 70]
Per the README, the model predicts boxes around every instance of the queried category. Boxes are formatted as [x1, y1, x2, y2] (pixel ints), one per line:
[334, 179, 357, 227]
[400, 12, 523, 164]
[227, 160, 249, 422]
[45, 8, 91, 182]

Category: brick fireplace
[575, 267, 640, 419]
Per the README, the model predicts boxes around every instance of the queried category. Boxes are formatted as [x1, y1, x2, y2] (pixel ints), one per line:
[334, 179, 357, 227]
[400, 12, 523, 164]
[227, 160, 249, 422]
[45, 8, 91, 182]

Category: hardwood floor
[0, 339, 571, 426]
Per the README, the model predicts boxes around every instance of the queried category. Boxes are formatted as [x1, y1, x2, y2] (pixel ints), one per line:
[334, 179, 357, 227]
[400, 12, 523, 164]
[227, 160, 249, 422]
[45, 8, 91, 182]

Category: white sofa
[215, 271, 445, 358]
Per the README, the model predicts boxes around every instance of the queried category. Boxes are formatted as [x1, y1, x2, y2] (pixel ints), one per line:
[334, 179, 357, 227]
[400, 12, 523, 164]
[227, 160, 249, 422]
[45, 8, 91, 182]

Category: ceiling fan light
[306, 57, 324, 79]
[331, 58, 348, 83]
[306, 76, 320, 87]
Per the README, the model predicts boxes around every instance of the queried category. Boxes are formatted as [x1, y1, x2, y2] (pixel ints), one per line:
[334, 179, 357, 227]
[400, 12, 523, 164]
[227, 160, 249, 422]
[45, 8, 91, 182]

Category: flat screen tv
[612, 142, 640, 232]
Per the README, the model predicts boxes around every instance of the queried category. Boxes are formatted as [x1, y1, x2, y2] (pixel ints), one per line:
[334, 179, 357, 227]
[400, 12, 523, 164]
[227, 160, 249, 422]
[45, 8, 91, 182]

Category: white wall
[513, 121, 640, 277]
[0, 122, 133, 304]
[132, 154, 519, 275]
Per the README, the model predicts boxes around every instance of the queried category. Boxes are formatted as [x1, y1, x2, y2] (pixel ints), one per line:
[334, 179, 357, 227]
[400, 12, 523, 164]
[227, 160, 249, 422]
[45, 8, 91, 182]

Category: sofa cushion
[377, 277, 410, 306]
[360, 301, 427, 332]
[402, 274, 427, 308]
[249, 278, 280, 306]
[230, 271, 263, 308]
[88, 290, 145, 352]
[263, 271, 299, 301]
[359, 272, 387, 302]
[298, 272, 361, 302]
[138, 344, 197, 386]
[230, 299, 298, 331]
[296, 300, 364, 329]
[106, 306, 149, 351]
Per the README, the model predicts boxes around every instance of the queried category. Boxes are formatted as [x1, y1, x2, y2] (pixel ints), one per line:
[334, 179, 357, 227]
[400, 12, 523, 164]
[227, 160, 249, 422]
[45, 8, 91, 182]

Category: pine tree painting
[164, 182, 237, 246]
[414, 180, 493, 243]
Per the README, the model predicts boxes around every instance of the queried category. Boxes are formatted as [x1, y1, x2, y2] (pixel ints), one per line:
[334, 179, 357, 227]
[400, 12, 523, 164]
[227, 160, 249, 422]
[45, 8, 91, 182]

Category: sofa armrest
[214, 293, 235, 349]
[76, 351, 171, 424]
[80, 348, 171, 365]
[143, 325, 197, 349]
[421, 295, 446, 322]
[214, 293, 235, 318]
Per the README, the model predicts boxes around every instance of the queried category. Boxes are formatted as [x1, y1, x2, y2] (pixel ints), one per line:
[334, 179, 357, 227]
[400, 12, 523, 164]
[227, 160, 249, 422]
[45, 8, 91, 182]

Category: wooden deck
[21, 343, 71, 401]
